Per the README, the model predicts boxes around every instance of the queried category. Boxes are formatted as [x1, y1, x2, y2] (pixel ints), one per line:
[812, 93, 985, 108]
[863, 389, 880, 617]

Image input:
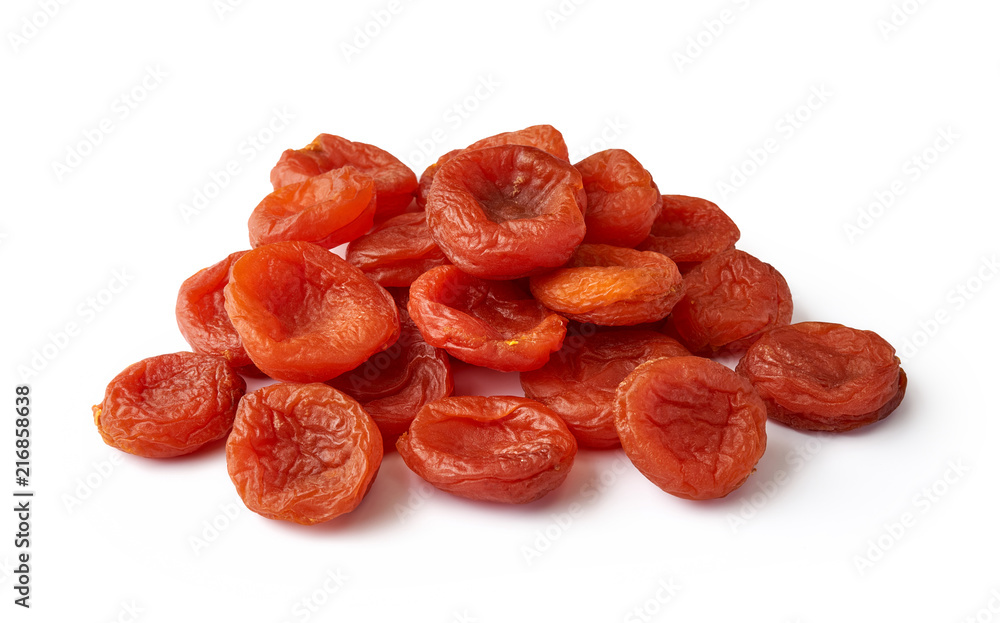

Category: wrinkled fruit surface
[270, 133, 417, 218]
[396, 395, 577, 504]
[735, 322, 906, 431]
[329, 290, 453, 450]
[249, 167, 376, 249]
[426, 145, 587, 279]
[226, 383, 382, 525]
[408, 265, 567, 372]
[346, 212, 450, 287]
[175, 250, 253, 368]
[521, 327, 690, 448]
[639, 195, 740, 272]
[529, 244, 685, 326]
[615, 356, 767, 500]
[575, 149, 661, 247]
[93, 352, 246, 458]
[224, 241, 399, 382]
[668, 249, 792, 354]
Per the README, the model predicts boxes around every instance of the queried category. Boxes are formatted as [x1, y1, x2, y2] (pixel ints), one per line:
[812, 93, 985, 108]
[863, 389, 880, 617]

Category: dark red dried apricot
[224, 241, 399, 382]
[426, 145, 587, 280]
[226, 383, 382, 524]
[175, 251, 252, 368]
[396, 396, 577, 504]
[575, 149, 661, 247]
[93, 352, 246, 458]
[615, 356, 767, 500]
[638, 195, 740, 272]
[735, 322, 906, 431]
[270, 134, 417, 218]
[668, 249, 792, 355]
[408, 265, 567, 372]
[345, 212, 450, 287]
[521, 327, 690, 448]
[529, 244, 685, 326]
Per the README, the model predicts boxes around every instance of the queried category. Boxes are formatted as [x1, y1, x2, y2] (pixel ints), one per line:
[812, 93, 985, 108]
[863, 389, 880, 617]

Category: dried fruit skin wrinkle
[639, 195, 740, 272]
[175, 250, 252, 368]
[93, 352, 246, 458]
[396, 396, 577, 504]
[226, 383, 382, 524]
[615, 356, 767, 500]
[224, 240, 400, 383]
[575, 149, 662, 248]
[425, 145, 587, 280]
[521, 328, 690, 448]
[735, 322, 906, 431]
[346, 212, 450, 287]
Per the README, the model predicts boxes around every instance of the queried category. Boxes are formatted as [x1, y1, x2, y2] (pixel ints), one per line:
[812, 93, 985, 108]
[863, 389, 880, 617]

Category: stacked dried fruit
[92, 124, 906, 524]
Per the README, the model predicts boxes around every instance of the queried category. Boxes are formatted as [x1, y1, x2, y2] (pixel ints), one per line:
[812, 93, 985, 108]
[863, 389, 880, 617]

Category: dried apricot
[345, 212, 450, 287]
[425, 145, 587, 280]
[521, 327, 690, 448]
[93, 352, 246, 458]
[224, 241, 399, 382]
[175, 251, 252, 368]
[668, 249, 792, 355]
[396, 396, 577, 504]
[226, 383, 382, 524]
[408, 265, 567, 371]
[249, 167, 376, 249]
[270, 134, 417, 218]
[529, 244, 685, 326]
[735, 322, 906, 431]
[638, 195, 740, 272]
[575, 149, 661, 247]
[615, 356, 767, 500]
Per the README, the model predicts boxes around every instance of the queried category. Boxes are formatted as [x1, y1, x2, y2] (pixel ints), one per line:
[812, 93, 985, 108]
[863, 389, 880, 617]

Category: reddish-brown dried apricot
[735, 322, 906, 431]
[668, 249, 792, 355]
[249, 167, 375, 249]
[426, 145, 587, 279]
[575, 149, 661, 247]
[615, 356, 767, 500]
[226, 383, 382, 524]
[529, 244, 685, 326]
[270, 134, 417, 218]
[408, 265, 567, 371]
[396, 396, 577, 504]
[93, 352, 246, 458]
[638, 195, 740, 272]
[521, 327, 690, 448]
[224, 241, 399, 382]
[175, 251, 252, 368]
[416, 124, 569, 208]
[345, 212, 450, 287]
[329, 291, 453, 450]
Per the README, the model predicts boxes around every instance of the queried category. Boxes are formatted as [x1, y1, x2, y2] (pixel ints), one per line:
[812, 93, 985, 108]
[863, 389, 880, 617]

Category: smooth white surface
[2, 1, 998, 621]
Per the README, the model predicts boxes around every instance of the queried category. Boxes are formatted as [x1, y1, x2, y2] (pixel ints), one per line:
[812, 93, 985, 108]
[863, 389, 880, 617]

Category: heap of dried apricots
[92, 124, 907, 523]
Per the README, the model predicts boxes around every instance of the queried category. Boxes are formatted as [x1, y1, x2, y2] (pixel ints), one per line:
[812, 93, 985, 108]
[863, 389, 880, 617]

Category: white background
[2, 0, 999, 621]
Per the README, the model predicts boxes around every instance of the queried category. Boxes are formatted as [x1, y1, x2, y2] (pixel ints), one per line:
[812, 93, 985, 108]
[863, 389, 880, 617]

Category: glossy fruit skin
[396, 396, 577, 504]
[270, 134, 417, 218]
[638, 195, 740, 273]
[249, 167, 376, 249]
[416, 124, 569, 208]
[529, 244, 685, 326]
[226, 383, 382, 525]
[668, 249, 792, 355]
[175, 251, 253, 368]
[224, 241, 400, 383]
[425, 145, 587, 280]
[735, 322, 906, 431]
[574, 149, 661, 247]
[93, 352, 246, 458]
[521, 327, 690, 448]
[345, 212, 450, 287]
[615, 356, 767, 500]
[408, 265, 567, 372]
[329, 291, 453, 451]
